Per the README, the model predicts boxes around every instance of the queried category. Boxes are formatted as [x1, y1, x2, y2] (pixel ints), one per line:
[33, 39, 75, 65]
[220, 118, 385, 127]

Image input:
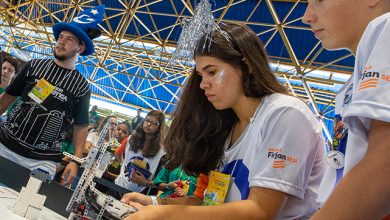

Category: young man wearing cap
[0, 5, 104, 186]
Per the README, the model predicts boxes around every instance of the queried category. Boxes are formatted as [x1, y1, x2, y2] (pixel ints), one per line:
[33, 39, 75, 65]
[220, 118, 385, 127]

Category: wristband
[150, 196, 158, 205]
[70, 160, 81, 166]
[165, 184, 171, 190]
[143, 180, 149, 187]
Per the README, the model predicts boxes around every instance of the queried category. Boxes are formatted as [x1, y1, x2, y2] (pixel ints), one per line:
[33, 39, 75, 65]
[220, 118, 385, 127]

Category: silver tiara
[169, 0, 216, 65]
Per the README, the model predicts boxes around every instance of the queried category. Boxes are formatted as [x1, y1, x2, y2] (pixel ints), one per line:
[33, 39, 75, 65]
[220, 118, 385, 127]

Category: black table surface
[0, 155, 72, 217]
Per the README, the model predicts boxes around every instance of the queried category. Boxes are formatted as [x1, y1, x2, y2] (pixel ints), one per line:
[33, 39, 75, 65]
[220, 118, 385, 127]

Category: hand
[174, 188, 187, 197]
[122, 205, 165, 220]
[60, 162, 78, 186]
[103, 170, 118, 181]
[120, 192, 153, 206]
[130, 169, 147, 185]
[167, 181, 178, 190]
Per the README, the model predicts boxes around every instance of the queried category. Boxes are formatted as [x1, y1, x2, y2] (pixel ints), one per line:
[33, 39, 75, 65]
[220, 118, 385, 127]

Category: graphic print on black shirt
[0, 59, 91, 161]
[4, 101, 64, 150]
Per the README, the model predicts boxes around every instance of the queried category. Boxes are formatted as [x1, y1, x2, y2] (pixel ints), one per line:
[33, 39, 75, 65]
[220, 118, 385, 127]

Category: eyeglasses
[110, 122, 118, 126]
[144, 118, 160, 127]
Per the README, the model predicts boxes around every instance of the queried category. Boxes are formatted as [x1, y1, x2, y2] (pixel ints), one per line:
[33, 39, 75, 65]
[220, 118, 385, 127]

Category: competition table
[0, 155, 72, 219]
[0, 185, 66, 220]
[0, 155, 133, 219]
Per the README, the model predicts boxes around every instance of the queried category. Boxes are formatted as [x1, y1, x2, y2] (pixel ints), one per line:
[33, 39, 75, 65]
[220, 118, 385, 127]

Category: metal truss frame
[0, 0, 353, 142]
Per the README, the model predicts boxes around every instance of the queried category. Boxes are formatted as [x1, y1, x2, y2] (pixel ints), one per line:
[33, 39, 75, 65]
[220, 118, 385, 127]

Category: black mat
[0, 155, 73, 217]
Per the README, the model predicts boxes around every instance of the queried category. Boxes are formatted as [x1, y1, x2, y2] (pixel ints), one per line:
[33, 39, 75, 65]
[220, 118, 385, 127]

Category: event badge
[28, 79, 55, 104]
[326, 150, 345, 169]
[202, 171, 230, 206]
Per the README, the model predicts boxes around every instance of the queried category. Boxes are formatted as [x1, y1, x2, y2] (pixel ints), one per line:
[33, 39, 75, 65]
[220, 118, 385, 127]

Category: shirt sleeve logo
[267, 148, 298, 169]
[359, 66, 381, 91]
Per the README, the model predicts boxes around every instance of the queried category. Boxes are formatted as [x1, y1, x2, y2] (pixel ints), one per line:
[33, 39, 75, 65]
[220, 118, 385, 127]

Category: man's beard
[54, 48, 78, 61]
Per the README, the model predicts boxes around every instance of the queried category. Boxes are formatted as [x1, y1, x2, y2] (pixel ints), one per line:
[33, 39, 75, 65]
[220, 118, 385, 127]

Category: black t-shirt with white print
[0, 59, 90, 162]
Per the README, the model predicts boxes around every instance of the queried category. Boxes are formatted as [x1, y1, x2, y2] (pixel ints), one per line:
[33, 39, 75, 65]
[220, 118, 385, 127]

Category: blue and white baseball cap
[52, 5, 105, 56]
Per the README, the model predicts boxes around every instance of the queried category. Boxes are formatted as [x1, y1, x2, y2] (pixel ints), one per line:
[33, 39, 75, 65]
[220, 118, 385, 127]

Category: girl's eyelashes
[195, 69, 217, 77]
[208, 70, 217, 76]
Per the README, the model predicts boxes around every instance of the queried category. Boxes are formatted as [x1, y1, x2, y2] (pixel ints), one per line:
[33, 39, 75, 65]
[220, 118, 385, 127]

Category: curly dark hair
[165, 23, 287, 175]
[2, 55, 22, 74]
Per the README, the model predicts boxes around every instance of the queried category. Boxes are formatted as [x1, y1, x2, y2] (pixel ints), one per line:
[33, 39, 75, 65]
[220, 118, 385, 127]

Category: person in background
[153, 165, 198, 199]
[83, 115, 118, 155]
[0, 5, 105, 184]
[116, 120, 132, 144]
[115, 110, 166, 194]
[104, 120, 132, 181]
[119, 23, 325, 220]
[0, 55, 20, 92]
[0, 55, 21, 122]
[303, 0, 390, 219]
[89, 105, 99, 125]
[131, 108, 144, 131]
[115, 129, 136, 163]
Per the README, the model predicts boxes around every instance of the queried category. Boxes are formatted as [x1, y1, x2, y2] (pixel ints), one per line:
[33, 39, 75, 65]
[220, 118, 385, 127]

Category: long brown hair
[165, 23, 287, 175]
[129, 110, 165, 158]
[96, 115, 117, 135]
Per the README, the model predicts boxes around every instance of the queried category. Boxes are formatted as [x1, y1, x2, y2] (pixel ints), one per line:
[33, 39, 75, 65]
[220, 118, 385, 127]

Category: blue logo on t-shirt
[222, 160, 250, 200]
[126, 156, 152, 179]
